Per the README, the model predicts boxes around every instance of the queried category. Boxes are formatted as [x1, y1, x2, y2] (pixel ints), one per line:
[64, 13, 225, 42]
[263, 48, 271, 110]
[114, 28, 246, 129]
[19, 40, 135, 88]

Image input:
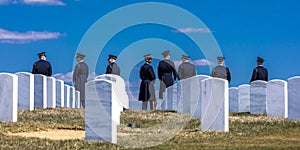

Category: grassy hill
[1, 108, 300, 149]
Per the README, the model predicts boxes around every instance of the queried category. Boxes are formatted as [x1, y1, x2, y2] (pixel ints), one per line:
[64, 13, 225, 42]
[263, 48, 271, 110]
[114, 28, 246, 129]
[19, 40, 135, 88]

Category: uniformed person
[158, 50, 178, 99]
[178, 55, 196, 80]
[250, 57, 268, 83]
[211, 56, 231, 83]
[32, 52, 52, 76]
[73, 53, 89, 108]
[138, 54, 156, 110]
[106, 55, 120, 75]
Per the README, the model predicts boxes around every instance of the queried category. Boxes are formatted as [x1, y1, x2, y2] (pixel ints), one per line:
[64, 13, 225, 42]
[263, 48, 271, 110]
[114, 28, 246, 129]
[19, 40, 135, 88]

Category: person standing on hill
[211, 56, 231, 83]
[250, 57, 268, 83]
[73, 53, 89, 108]
[32, 52, 52, 77]
[106, 54, 120, 76]
[178, 55, 196, 80]
[138, 54, 157, 110]
[158, 50, 178, 99]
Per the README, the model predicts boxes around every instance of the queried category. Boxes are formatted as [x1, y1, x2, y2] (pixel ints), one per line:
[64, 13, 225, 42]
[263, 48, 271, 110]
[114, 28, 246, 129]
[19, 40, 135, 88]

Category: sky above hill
[1, 0, 300, 89]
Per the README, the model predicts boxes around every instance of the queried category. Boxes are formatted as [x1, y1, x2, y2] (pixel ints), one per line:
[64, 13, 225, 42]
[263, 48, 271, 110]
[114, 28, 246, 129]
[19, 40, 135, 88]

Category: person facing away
[138, 54, 157, 110]
[32, 52, 52, 77]
[73, 53, 89, 108]
[158, 50, 178, 99]
[178, 55, 196, 80]
[106, 54, 120, 75]
[250, 57, 268, 83]
[211, 56, 231, 83]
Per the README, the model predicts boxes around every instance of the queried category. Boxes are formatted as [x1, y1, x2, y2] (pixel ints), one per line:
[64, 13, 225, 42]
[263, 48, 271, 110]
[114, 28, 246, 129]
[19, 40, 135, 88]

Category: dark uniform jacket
[32, 60, 52, 76]
[211, 65, 231, 83]
[138, 63, 156, 101]
[178, 62, 196, 80]
[106, 63, 120, 75]
[73, 62, 89, 104]
[158, 59, 178, 99]
[250, 66, 268, 83]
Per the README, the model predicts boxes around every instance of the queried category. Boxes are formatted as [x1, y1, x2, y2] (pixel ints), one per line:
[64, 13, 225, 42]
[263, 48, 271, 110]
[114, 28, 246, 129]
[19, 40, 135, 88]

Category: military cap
[76, 53, 85, 59]
[144, 54, 152, 59]
[108, 54, 117, 60]
[182, 54, 190, 60]
[257, 57, 265, 63]
[217, 56, 225, 61]
[162, 50, 170, 57]
[38, 52, 46, 57]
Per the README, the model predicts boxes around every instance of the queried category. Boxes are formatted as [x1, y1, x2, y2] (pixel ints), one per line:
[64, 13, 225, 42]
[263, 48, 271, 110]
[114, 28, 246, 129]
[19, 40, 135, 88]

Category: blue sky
[0, 0, 300, 88]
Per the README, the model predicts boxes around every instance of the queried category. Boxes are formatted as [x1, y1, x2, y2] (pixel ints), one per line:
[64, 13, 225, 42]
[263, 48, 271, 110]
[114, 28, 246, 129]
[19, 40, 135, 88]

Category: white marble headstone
[190, 75, 210, 118]
[64, 85, 70, 108]
[267, 80, 288, 118]
[201, 78, 229, 132]
[288, 76, 300, 120]
[0, 73, 18, 122]
[75, 91, 80, 108]
[238, 84, 250, 112]
[229, 87, 239, 113]
[70, 86, 75, 108]
[129, 100, 143, 110]
[15, 72, 34, 111]
[250, 81, 267, 114]
[177, 78, 192, 114]
[34, 74, 47, 109]
[56, 80, 64, 107]
[85, 79, 118, 144]
[96, 74, 129, 110]
[47, 77, 56, 108]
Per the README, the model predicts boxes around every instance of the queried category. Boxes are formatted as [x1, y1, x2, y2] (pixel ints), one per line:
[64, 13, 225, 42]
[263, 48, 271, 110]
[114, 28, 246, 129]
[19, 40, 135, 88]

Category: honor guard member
[106, 54, 120, 75]
[32, 52, 52, 76]
[178, 55, 196, 80]
[250, 57, 268, 83]
[211, 56, 231, 83]
[138, 54, 157, 110]
[158, 50, 178, 99]
[73, 53, 89, 108]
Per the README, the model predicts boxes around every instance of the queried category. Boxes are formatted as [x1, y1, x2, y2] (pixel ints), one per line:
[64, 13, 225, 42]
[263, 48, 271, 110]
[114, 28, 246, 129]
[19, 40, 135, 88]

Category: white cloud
[0, 0, 65, 6]
[173, 59, 214, 67]
[192, 59, 214, 66]
[172, 27, 212, 33]
[23, 0, 65, 6]
[0, 28, 65, 44]
[53, 72, 99, 83]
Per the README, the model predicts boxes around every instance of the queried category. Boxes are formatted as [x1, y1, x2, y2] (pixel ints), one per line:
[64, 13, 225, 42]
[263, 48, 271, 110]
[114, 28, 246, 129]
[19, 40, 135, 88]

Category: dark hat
[257, 57, 265, 63]
[144, 54, 152, 59]
[217, 56, 225, 61]
[182, 55, 190, 60]
[108, 54, 117, 60]
[38, 52, 46, 57]
[76, 53, 85, 59]
[162, 50, 170, 57]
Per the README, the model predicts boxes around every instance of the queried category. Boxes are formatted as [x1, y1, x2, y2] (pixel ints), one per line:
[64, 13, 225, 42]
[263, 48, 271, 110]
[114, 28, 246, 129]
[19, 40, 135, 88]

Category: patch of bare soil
[5, 129, 84, 140]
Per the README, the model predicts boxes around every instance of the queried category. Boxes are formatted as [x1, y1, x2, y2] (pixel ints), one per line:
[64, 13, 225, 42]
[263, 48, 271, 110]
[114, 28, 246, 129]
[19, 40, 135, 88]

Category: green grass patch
[1, 108, 300, 149]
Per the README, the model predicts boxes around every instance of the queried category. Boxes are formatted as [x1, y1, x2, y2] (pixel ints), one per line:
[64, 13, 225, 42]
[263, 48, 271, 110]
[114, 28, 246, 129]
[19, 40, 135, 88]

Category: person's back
[250, 57, 268, 83]
[211, 65, 227, 80]
[211, 56, 231, 83]
[178, 55, 196, 80]
[32, 52, 52, 77]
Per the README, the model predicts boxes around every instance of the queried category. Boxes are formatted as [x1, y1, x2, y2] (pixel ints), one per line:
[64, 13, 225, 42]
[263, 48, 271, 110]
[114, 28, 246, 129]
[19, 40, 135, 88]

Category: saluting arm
[226, 67, 231, 83]
[250, 69, 257, 83]
[158, 63, 162, 80]
[32, 63, 36, 74]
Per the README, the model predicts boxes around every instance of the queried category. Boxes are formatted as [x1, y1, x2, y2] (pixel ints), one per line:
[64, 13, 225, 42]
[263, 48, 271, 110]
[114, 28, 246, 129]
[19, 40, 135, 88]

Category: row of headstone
[0, 72, 81, 123]
[162, 75, 229, 132]
[229, 77, 300, 120]
[85, 74, 129, 144]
